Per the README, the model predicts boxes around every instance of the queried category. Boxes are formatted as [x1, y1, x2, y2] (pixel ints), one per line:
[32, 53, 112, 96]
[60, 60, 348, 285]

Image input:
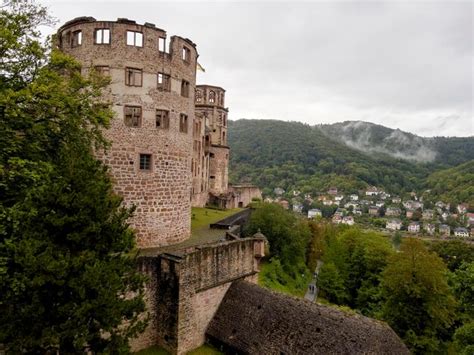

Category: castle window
[210, 153, 215, 158]
[223, 114, 227, 126]
[157, 73, 171, 91]
[179, 114, 188, 133]
[182, 46, 191, 62]
[124, 106, 142, 127]
[156, 109, 170, 129]
[125, 67, 142, 86]
[94, 65, 110, 76]
[222, 131, 226, 144]
[181, 80, 190, 97]
[71, 30, 82, 47]
[126, 30, 143, 47]
[158, 37, 166, 52]
[139, 154, 152, 170]
[209, 90, 215, 103]
[94, 28, 110, 44]
[195, 89, 202, 103]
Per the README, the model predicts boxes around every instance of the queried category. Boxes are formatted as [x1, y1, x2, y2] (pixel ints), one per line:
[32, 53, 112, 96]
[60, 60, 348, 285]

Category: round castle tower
[195, 85, 229, 195]
[57, 17, 198, 248]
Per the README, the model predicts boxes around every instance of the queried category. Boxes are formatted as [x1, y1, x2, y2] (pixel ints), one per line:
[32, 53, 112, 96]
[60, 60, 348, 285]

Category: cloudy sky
[41, 1, 473, 137]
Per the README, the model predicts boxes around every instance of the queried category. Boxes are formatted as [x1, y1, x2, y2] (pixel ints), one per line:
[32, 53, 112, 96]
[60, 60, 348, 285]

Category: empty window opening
[124, 106, 142, 127]
[210, 175, 215, 179]
[94, 65, 110, 76]
[71, 30, 82, 47]
[179, 114, 188, 133]
[157, 73, 171, 91]
[95, 28, 110, 44]
[126, 30, 143, 47]
[156, 109, 170, 129]
[223, 114, 227, 126]
[209, 90, 215, 103]
[182, 46, 191, 62]
[125, 67, 142, 86]
[222, 131, 226, 144]
[181, 80, 190, 97]
[195, 89, 202, 102]
[139, 154, 152, 170]
[158, 37, 166, 52]
[210, 153, 215, 158]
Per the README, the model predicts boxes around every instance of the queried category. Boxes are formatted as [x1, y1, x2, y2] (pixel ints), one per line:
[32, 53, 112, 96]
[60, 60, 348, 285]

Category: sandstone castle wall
[57, 17, 197, 248]
[130, 237, 265, 354]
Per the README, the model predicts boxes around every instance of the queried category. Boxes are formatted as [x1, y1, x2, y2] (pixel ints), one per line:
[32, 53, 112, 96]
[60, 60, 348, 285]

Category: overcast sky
[41, 1, 473, 137]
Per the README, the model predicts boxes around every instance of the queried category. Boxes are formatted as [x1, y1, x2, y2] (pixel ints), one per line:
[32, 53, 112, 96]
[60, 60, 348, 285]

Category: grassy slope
[191, 207, 243, 231]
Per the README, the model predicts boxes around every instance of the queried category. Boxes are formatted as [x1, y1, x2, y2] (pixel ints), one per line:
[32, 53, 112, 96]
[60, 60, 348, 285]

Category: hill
[318, 121, 474, 165]
[425, 161, 474, 207]
[227, 119, 430, 196]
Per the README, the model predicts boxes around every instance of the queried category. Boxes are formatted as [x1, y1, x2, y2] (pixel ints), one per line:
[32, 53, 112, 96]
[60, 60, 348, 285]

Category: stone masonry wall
[57, 17, 197, 248]
[131, 237, 264, 354]
[208, 145, 229, 195]
[230, 185, 262, 208]
[195, 85, 229, 196]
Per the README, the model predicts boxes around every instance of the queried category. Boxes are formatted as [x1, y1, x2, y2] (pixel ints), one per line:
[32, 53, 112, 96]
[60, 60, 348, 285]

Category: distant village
[265, 186, 474, 239]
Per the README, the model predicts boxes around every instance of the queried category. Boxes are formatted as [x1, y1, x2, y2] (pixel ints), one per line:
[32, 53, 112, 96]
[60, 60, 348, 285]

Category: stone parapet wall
[131, 236, 265, 354]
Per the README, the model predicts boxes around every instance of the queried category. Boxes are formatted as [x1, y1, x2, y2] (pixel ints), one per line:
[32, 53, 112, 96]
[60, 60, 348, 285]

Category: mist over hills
[228, 119, 474, 199]
[318, 121, 474, 165]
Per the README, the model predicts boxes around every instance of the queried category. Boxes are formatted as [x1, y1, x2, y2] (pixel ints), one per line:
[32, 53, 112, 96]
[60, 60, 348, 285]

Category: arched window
[195, 89, 202, 103]
[209, 90, 215, 103]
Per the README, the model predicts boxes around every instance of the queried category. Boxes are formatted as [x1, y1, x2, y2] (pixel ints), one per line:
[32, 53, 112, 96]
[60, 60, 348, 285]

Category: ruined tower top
[195, 85, 227, 109]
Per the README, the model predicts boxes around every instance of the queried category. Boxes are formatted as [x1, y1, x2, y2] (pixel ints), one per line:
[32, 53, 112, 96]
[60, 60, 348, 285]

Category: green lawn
[191, 207, 243, 231]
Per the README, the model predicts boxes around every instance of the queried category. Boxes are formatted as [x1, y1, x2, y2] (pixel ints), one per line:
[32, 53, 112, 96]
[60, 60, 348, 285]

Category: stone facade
[57, 17, 198, 248]
[228, 184, 262, 208]
[195, 85, 229, 197]
[130, 236, 265, 354]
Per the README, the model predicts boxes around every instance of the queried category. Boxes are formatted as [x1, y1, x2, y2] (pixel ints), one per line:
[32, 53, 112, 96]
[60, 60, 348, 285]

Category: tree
[379, 238, 457, 353]
[0, 1, 146, 352]
[245, 203, 310, 272]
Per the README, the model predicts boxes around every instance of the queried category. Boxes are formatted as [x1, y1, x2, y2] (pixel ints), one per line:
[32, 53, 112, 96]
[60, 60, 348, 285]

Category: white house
[454, 227, 469, 238]
[386, 219, 402, 231]
[293, 204, 303, 213]
[342, 216, 355, 225]
[365, 186, 379, 196]
[408, 222, 420, 233]
[350, 194, 359, 201]
[334, 195, 344, 202]
[308, 209, 322, 219]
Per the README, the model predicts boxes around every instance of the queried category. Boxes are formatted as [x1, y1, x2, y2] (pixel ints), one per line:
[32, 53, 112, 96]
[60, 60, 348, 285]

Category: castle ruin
[56, 17, 406, 355]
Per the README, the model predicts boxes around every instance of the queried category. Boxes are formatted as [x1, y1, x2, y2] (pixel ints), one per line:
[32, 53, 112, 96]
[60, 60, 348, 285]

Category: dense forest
[228, 119, 473, 202]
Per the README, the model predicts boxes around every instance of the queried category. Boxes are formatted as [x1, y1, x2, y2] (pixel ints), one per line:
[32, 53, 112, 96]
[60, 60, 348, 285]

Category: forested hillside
[425, 161, 474, 206]
[228, 119, 430, 195]
[228, 119, 473, 198]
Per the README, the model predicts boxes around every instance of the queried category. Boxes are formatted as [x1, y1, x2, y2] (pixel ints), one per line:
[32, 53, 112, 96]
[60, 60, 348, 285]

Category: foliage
[429, 240, 474, 272]
[379, 238, 457, 353]
[245, 203, 310, 273]
[318, 228, 393, 314]
[425, 160, 474, 208]
[258, 259, 311, 297]
[451, 262, 474, 320]
[0, 1, 145, 352]
[453, 321, 474, 355]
